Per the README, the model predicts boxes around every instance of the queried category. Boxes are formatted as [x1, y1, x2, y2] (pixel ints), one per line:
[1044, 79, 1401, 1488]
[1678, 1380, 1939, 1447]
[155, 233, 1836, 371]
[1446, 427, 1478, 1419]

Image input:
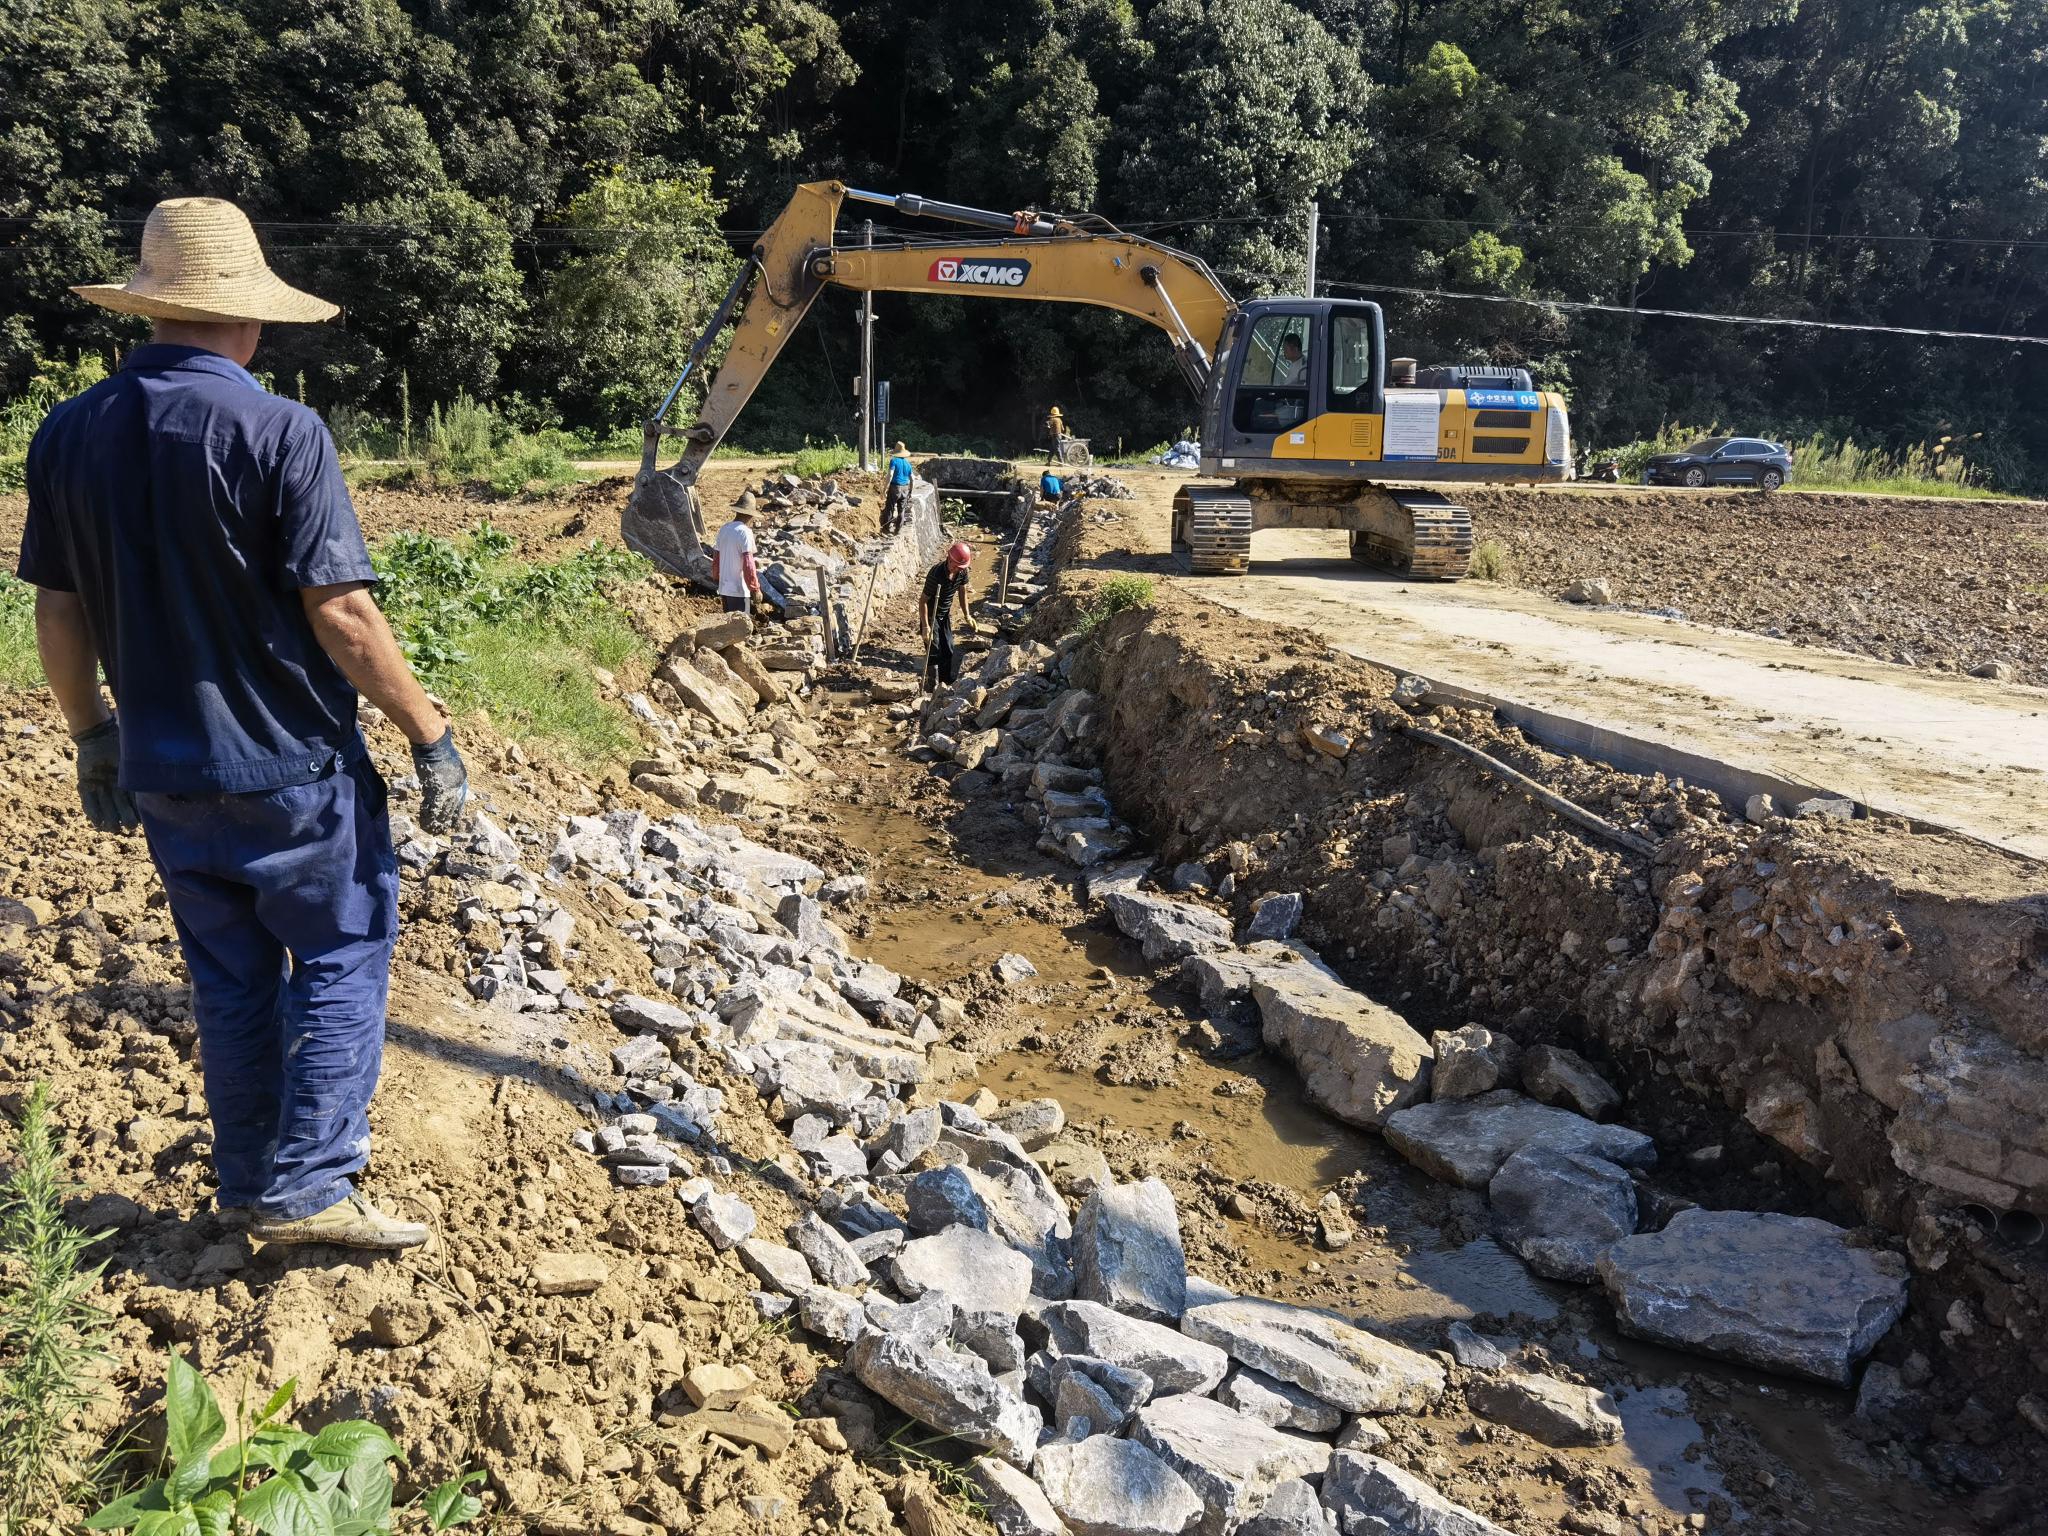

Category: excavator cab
[1201, 299, 1386, 471]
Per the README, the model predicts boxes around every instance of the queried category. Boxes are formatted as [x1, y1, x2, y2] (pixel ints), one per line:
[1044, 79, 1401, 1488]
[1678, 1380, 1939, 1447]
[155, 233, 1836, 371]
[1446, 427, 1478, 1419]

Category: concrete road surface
[1193, 528, 2048, 859]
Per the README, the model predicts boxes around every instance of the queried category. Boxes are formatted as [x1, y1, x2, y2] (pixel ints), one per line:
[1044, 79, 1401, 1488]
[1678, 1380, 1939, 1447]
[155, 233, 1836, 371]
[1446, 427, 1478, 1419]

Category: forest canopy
[3, 0, 2044, 486]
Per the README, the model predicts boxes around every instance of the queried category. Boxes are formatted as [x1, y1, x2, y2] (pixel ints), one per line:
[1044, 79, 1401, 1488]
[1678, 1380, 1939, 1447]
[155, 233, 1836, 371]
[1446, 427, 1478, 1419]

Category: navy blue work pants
[134, 758, 398, 1221]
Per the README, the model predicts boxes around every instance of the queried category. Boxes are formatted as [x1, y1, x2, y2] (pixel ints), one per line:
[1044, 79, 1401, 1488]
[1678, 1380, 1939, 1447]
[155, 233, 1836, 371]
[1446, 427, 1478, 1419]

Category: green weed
[1, 355, 109, 492]
[0, 577, 42, 688]
[0, 1084, 116, 1529]
[1468, 538, 1510, 580]
[1079, 573, 1155, 633]
[778, 440, 859, 479]
[85, 1351, 481, 1533]
[371, 528, 650, 761]
[874, 1424, 990, 1524]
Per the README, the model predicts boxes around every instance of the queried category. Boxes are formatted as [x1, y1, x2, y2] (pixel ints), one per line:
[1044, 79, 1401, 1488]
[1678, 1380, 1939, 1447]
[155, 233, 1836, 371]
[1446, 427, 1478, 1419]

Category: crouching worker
[920, 540, 976, 689]
[1040, 467, 1065, 504]
[18, 198, 469, 1251]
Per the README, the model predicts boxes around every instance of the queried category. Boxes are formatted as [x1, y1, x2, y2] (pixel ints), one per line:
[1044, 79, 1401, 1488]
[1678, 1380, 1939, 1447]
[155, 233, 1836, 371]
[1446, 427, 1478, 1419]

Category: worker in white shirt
[712, 493, 762, 615]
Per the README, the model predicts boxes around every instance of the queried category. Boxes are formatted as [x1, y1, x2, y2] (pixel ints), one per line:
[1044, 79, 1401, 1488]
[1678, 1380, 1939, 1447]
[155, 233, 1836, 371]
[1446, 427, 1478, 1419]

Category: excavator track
[1174, 485, 1254, 574]
[1349, 489, 1474, 581]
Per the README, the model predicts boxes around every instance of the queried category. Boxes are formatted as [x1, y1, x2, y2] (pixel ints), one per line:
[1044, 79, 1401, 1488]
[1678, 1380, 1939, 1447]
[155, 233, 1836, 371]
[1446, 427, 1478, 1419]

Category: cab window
[1328, 313, 1375, 414]
[1233, 314, 1312, 434]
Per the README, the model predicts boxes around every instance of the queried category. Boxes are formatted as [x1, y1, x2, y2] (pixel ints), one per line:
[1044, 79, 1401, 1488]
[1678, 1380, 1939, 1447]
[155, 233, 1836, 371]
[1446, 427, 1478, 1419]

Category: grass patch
[372, 525, 651, 761]
[1079, 574, 1155, 634]
[774, 440, 859, 479]
[0, 577, 42, 688]
[1468, 538, 1510, 581]
[0, 1084, 117, 1529]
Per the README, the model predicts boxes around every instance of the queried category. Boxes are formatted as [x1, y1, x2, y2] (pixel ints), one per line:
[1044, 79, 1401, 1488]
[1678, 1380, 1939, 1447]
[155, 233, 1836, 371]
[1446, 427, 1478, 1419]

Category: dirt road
[1088, 483, 2048, 860]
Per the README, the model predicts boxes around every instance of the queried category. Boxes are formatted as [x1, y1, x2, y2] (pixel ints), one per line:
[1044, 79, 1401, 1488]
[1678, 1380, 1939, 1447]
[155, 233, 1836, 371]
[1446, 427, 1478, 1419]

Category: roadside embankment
[1029, 498, 2048, 1432]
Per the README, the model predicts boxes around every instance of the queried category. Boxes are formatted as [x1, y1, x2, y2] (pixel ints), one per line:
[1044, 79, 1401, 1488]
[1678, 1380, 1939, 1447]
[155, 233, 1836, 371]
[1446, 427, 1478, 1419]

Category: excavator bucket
[621, 434, 713, 584]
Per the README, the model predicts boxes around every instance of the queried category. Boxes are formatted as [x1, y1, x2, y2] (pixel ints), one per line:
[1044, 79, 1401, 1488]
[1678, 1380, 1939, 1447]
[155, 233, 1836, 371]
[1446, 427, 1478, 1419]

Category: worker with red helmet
[920, 540, 976, 689]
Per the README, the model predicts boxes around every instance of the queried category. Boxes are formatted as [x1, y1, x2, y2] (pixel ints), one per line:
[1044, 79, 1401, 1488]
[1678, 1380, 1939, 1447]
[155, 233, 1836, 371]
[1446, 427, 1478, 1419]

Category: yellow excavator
[622, 181, 1571, 581]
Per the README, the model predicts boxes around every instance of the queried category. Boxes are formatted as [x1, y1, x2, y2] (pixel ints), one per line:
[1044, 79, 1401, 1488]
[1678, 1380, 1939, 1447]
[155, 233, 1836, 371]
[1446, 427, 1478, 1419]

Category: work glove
[73, 718, 139, 834]
[412, 727, 469, 834]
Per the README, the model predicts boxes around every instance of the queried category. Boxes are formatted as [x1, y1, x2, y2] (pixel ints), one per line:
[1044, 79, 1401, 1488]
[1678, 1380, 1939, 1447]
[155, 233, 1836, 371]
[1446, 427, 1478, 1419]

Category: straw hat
[72, 198, 338, 324]
[893, 441, 907, 455]
[732, 491, 758, 518]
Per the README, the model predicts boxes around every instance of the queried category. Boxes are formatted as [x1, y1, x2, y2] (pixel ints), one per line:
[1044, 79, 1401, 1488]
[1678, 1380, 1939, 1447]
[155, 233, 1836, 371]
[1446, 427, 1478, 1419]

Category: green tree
[530, 164, 741, 428]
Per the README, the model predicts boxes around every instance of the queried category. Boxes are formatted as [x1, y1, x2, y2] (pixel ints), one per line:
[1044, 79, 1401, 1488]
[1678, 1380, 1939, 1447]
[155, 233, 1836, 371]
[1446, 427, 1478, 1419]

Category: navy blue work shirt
[17, 344, 378, 793]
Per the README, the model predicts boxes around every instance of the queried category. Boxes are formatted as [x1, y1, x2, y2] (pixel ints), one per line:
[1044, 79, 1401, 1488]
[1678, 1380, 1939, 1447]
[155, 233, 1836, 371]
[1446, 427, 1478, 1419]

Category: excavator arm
[622, 179, 1236, 580]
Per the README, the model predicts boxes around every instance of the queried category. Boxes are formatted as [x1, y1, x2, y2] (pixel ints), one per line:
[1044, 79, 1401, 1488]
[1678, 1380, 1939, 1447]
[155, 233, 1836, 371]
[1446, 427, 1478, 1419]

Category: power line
[1322, 278, 2048, 346]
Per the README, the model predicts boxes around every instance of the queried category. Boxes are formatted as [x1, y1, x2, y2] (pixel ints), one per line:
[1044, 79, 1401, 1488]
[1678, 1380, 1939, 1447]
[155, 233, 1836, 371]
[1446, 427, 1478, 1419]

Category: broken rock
[1180, 1299, 1444, 1415]
[1488, 1144, 1637, 1283]
[1598, 1209, 1908, 1385]
[1130, 1393, 1329, 1536]
[968, 1456, 1071, 1536]
[1032, 1436, 1204, 1536]
[890, 1227, 1034, 1318]
[1217, 1367, 1343, 1434]
[848, 1330, 1041, 1465]
[1250, 952, 1432, 1130]
[1241, 1479, 1334, 1536]
[1464, 1370, 1622, 1447]
[1244, 892, 1303, 942]
[1428, 1025, 1520, 1102]
[1041, 1300, 1230, 1397]
[1102, 891, 1234, 965]
[1321, 1452, 1515, 1536]
[530, 1253, 607, 1296]
[1520, 1044, 1621, 1121]
[1382, 1090, 1654, 1190]
[1073, 1177, 1188, 1323]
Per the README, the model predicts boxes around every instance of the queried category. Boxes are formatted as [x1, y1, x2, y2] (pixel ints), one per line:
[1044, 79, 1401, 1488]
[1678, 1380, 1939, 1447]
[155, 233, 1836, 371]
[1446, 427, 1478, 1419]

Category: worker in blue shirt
[17, 199, 468, 1251]
[882, 440, 914, 533]
[1040, 468, 1065, 503]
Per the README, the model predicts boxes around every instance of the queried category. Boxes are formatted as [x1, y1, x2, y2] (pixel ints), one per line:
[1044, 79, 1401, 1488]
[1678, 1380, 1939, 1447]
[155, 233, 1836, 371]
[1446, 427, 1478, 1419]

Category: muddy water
[824, 702, 1953, 1531]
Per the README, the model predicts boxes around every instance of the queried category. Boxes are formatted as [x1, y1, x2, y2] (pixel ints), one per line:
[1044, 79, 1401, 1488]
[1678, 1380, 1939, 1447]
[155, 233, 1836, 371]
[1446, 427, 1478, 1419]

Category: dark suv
[1643, 437, 1794, 490]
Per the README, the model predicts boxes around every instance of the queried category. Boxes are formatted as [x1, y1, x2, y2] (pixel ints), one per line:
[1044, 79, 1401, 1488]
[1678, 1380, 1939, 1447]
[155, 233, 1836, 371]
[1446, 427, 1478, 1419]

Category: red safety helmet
[946, 541, 973, 568]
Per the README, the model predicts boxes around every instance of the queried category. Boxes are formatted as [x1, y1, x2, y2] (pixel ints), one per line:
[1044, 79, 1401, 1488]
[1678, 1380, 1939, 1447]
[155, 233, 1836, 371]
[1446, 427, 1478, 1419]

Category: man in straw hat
[16, 197, 469, 1251]
[881, 440, 913, 534]
[712, 491, 763, 614]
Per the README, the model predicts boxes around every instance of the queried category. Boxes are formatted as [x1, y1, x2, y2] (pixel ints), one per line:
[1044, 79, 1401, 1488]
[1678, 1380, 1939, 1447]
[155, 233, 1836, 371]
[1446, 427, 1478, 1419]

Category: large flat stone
[1382, 1090, 1655, 1189]
[1041, 1300, 1230, 1397]
[1103, 891, 1235, 965]
[1073, 1177, 1187, 1322]
[1320, 1453, 1515, 1536]
[1487, 1145, 1637, 1283]
[1180, 1299, 1444, 1415]
[1033, 1436, 1204, 1536]
[1251, 954, 1433, 1130]
[890, 1227, 1034, 1317]
[1596, 1209, 1908, 1385]
[848, 1329, 1041, 1465]
[1129, 1394, 1330, 1536]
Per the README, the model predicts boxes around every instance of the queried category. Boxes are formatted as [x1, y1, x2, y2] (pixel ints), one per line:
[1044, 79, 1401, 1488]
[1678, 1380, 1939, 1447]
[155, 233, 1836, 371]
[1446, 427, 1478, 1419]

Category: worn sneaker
[250, 1193, 429, 1251]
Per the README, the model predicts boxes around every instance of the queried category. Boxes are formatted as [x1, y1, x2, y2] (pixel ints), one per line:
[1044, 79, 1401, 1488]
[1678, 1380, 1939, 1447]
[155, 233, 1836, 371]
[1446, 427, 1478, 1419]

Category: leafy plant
[1, 355, 109, 492]
[778, 440, 859, 479]
[86, 1354, 481, 1535]
[0, 1083, 116, 1529]
[1079, 573, 1155, 633]
[1467, 538, 1510, 580]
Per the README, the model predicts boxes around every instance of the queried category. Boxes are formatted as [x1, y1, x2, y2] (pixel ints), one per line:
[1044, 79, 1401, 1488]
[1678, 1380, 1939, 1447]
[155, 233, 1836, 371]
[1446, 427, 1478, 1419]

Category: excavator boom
[620, 180, 1234, 580]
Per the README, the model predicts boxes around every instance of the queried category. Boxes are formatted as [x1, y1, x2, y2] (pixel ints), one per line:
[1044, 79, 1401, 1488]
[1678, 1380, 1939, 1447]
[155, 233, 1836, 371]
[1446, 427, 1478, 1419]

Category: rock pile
[916, 636, 1140, 870]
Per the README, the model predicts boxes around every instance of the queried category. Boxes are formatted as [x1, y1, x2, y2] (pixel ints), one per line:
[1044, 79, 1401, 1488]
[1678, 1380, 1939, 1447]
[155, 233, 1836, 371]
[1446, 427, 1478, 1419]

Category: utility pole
[858, 219, 875, 471]
[1305, 201, 1319, 298]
